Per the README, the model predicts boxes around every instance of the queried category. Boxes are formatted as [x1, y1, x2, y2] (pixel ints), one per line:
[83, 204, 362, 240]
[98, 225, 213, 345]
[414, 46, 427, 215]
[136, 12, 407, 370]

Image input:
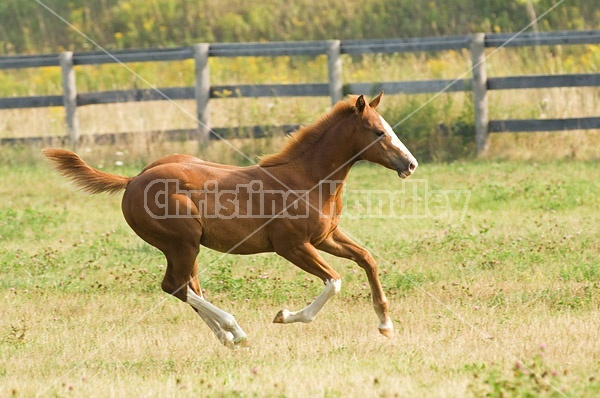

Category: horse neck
[296, 118, 357, 184]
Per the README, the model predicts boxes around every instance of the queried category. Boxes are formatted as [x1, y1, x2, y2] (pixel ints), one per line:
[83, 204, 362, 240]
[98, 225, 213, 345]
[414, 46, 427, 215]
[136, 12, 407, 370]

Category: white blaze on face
[379, 115, 411, 156]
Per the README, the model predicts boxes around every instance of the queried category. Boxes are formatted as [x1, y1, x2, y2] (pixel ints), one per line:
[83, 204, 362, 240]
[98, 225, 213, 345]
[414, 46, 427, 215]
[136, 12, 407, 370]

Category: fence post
[59, 51, 79, 148]
[193, 43, 211, 143]
[327, 40, 343, 105]
[470, 33, 489, 156]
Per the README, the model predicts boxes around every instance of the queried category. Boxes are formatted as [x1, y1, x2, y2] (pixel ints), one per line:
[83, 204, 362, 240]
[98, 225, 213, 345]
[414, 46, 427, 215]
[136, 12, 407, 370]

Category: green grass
[1, 158, 599, 396]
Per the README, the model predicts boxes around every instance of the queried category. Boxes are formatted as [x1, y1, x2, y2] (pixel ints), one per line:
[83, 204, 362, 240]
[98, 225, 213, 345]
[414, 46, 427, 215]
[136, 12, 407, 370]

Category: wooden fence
[1, 30, 599, 155]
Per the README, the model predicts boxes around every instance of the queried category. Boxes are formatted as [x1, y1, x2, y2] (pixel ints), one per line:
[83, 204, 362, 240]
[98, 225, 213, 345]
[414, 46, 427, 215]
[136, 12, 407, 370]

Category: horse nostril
[408, 161, 418, 173]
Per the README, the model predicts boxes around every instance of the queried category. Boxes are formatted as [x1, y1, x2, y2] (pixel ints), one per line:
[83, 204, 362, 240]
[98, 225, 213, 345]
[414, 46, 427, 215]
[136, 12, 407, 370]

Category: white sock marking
[187, 287, 246, 344]
[281, 279, 341, 323]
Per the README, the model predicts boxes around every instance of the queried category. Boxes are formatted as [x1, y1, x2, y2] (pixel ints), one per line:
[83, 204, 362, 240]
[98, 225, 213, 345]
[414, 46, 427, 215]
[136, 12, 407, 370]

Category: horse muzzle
[397, 158, 418, 179]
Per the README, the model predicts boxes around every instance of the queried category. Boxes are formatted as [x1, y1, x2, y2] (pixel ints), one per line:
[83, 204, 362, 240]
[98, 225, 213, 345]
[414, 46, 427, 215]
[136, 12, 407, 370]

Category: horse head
[351, 91, 418, 179]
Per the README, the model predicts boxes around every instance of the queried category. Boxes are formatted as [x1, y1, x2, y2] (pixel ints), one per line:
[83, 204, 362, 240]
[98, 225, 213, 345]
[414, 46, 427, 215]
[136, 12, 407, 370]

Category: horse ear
[369, 91, 384, 109]
[355, 95, 366, 114]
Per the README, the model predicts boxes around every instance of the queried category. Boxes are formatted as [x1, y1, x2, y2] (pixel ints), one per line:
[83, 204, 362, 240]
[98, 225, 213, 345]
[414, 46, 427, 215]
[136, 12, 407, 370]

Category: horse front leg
[272, 242, 341, 325]
[316, 229, 393, 338]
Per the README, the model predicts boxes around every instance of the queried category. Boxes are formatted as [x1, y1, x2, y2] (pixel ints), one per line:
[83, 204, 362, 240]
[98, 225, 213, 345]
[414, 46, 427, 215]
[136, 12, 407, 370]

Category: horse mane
[259, 96, 358, 167]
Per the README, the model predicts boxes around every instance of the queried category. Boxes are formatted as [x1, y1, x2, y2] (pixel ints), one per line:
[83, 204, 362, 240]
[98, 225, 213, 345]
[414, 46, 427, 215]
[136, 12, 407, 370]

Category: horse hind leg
[124, 188, 246, 346]
[186, 286, 247, 347]
[162, 247, 247, 347]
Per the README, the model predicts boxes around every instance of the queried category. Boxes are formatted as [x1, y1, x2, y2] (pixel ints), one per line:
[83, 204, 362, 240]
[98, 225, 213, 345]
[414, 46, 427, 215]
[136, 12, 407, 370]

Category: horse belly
[199, 218, 274, 254]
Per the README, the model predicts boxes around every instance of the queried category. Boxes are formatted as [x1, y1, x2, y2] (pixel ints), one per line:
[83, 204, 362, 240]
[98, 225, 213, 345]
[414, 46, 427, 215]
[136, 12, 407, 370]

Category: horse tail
[42, 148, 131, 194]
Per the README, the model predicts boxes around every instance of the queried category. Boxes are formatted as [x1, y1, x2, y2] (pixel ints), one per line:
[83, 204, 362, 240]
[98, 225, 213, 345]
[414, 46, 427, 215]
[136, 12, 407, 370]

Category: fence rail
[1, 30, 599, 154]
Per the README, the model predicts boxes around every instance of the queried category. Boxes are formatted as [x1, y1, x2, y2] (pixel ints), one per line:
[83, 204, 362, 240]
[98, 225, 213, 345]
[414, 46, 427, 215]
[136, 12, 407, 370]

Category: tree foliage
[1, 0, 597, 55]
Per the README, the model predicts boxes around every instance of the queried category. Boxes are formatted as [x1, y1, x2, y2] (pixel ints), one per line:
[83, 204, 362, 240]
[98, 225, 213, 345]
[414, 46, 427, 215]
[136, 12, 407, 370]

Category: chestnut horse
[43, 92, 417, 346]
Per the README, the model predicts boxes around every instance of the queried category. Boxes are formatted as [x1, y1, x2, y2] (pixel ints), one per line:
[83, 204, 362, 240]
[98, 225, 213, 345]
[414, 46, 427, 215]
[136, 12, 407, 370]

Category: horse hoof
[272, 309, 288, 323]
[378, 327, 394, 338]
[233, 337, 250, 349]
[222, 337, 249, 350]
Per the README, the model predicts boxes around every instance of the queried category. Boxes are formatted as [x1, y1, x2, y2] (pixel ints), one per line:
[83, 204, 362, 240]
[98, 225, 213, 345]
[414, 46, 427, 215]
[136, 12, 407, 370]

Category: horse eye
[376, 130, 386, 137]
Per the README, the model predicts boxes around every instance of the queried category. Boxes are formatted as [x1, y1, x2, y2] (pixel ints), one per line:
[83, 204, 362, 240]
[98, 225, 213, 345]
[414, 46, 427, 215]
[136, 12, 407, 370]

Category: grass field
[1, 154, 599, 397]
